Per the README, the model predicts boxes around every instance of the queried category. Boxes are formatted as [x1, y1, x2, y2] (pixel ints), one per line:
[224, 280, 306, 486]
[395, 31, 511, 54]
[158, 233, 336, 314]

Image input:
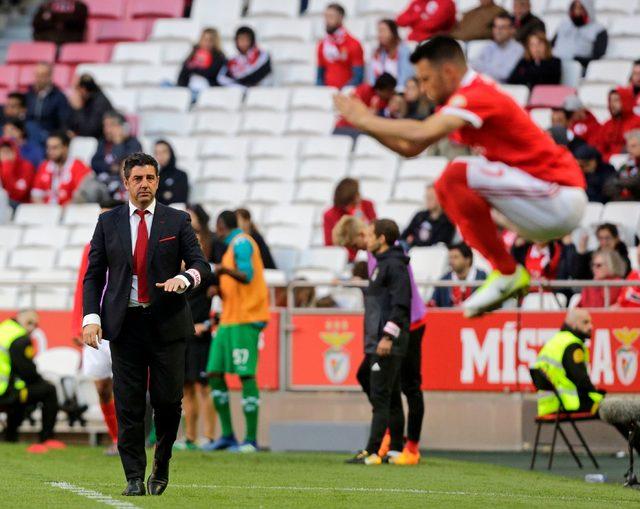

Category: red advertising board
[288, 310, 640, 393]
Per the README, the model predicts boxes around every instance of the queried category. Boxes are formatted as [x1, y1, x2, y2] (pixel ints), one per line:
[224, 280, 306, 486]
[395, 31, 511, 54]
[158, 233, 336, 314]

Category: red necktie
[133, 209, 150, 303]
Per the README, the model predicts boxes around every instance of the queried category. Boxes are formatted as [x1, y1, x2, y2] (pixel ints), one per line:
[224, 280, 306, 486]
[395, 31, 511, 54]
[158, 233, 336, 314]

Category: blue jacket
[26, 85, 71, 143]
[432, 268, 487, 308]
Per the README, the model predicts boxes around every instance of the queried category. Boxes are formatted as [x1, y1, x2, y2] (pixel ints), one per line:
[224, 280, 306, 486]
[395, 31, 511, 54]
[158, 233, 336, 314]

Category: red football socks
[406, 440, 420, 454]
[100, 400, 119, 444]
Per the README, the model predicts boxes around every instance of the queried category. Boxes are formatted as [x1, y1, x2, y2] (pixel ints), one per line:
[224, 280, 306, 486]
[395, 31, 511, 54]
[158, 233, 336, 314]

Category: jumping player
[334, 36, 586, 317]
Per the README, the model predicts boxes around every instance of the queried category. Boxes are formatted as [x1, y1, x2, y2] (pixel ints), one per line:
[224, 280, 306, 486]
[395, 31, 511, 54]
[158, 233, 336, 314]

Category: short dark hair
[235, 26, 256, 46]
[327, 3, 346, 17]
[449, 242, 473, 262]
[78, 73, 100, 93]
[47, 131, 70, 147]
[121, 152, 159, 179]
[373, 72, 397, 92]
[7, 92, 26, 108]
[596, 223, 619, 239]
[410, 35, 466, 66]
[633, 59, 640, 66]
[493, 12, 515, 25]
[218, 210, 238, 230]
[373, 218, 400, 247]
[333, 177, 359, 208]
[103, 109, 127, 125]
[3, 116, 26, 137]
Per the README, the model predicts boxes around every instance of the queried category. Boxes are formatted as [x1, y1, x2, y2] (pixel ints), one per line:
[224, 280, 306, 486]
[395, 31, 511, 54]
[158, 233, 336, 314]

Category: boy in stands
[335, 36, 586, 317]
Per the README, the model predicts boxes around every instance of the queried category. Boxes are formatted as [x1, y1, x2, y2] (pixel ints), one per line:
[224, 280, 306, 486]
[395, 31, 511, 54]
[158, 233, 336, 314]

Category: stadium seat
[305, 0, 358, 17]
[466, 40, 490, 62]
[153, 136, 199, 161]
[298, 159, 349, 181]
[294, 267, 336, 282]
[544, 0, 571, 14]
[521, 292, 567, 310]
[68, 137, 98, 165]
[19, 288, 71, 311]
[287, 112, 335, 135]
[200, 159, 248, 182]
[198, 137, 249, 160]
[0, 287, 20, 309]
[140, 111, 194, 136]
[62, 203, 101, 226]
[300, 136, 352, 159]
[194, 88, 245, 112]
[275, 63, 316, 86]
[584, 60, 633, 86]
[295, 181, 334, 205]
[94, 20, 149, 43]
[57, 246, 85, 270]
[560, 59, 582, 88]
[606, 37, 640, 60]
[267, 225, 312, 250]
[21, 226, 69, 248]
[354, 135, 398, 160]
[578, 84, 611, 109]
[500, 84, 530, 107]
[241, 112, 288, 136]
[193, 112, 241, 136]
[248, 0, 299, 18]
[191, 0, 243, 23]
[17, 64, 72, 90]
[350, 159, 398, 181]
[265, 41, 315, 65]
[358, 0, 398, 16]
[601, 201, 640, 245]
[249, 137, 300, 160]
[13, 204, 62, 226]
[250, 159, 297, 182]
[263, 205, 316, 228]
[0, 225, 23, 248]
[150, 18, 201, 43]
[58, 43, 112, 65]
[263, 268, 287, 286]
[248, 182, 295, 204]
[409, 245, 449, 283]
[6, 42, 56, 65]
[608, 16, 640, 37]
[0, 65, 19, 91]
[298, 246, 348, 273]
[161, 41, 192, 65]
[84, 0, 126, 19]
[595, 0, 639, 14]
[124, 64, 180, 87]
[393, 180, 428, 204]
[194, 182, 248, 204]
[67, 226, 96, 247]
[376, 204, 417, 230]
[530, 108, 552, 130]
[290, 87, 337, 112]
[23, 269, 75, 284]
[245, 87, 291, 112]
[528, 85, 576, 109]
[609, 154, 630, 170]
[398, 157, 448, 182]
[75, 63, 126, 88]
[138, 87, 190, 112]
[359, 181, 391, 203]
[128, 0, 185, 20]
[112, 42, 164, 65]
[103, 89, 139, 114]
[35, 348, 81, 378]
[9, 247, 57, 270]
[259, 18, 314, 42]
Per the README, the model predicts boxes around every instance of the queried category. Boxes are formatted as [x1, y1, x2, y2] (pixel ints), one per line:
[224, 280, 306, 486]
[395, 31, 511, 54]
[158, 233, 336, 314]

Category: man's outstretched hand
[333, 93, 371, 128]
[82, 324, 102, 350]
[156, 277, 187, 293]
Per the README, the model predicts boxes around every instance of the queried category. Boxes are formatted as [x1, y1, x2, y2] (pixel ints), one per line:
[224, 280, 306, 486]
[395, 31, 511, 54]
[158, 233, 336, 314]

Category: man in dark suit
[82, 152, 210, 496]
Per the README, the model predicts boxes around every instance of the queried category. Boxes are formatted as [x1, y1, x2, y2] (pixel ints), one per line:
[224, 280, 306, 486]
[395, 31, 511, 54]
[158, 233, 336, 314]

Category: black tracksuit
[357, 246, 411, 454]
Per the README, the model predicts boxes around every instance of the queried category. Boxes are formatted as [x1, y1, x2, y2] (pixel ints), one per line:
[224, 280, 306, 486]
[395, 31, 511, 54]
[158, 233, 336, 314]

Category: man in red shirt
[316, 3, 364, 89]
[397, 0, 457, 42]
[0, 137, 35, 205]
[31, 132, 91, 205]
[596, 87, 640, 163]
[563, 95, 601, 147]
[335, 36, 587, 317]
[335, 73, 397, 131]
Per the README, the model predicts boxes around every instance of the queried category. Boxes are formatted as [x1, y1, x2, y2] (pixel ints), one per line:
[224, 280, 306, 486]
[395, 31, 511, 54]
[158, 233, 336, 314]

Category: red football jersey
[440, 70, 585, 188]
[31, 158, 91, 205]
[317, 28, 364, 89]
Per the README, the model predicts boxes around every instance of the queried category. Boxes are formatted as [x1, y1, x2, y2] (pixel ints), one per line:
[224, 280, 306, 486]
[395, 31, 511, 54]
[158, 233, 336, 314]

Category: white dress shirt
[82, 200, 189, 329]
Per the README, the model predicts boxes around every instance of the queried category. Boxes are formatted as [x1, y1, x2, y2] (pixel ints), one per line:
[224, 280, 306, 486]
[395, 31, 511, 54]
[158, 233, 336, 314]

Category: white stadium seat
[609, 154, 630, 171]
[21, 226, 69, 248]
[140, 112, 194, 136]
[191, 0, 243, 23]
[57, 246, 85, 270]
[0, 225, 23, 248]
[112, 42, 163, 65]
[0, 287, 20, 308]
[561, 59, 582, 88]
[376, 204, 417, 230]
[35, 347, 81, 377]
[124, 65, 180, 87]
[287, 112, 335, 135]
[19, 288, 70, 311]
[14, 204, 62, 226]
[154, 136, 200, 161]
[606, 38, 640, 60]
[138, 87, 191, 112]
[264, 269, 288, 286]
[530, 108, 552, 130]
[9, 247, 57, 270]
[194, 182, 248, 204]
[357, 0, 398, 16]
[349, 159, 398, 182]
[543, 14, 565, 38]
[394, 180, 428, 204]
[259, 18, 313, 42]
[23, 269, 74, 284]
[263, 205, 315, 228]
[466, 40, 490, 63]
[241, 112, 288, 136]
[578, 84, 611, 109]
[194, 88, 245, 112]
[248, 182, 295, 204]
[601, 201, 640, 245]
[608, 17, 640, 37]
[290, 87, 336, 111]
[359, 181, 391, 203]
[150, 18, 202, 43]
[265, 41, 315, 64]
[305, 0, 358, 17]
[300, 136, 352, 159]
[294, 267, 335, 282]
[354, 135, 398, 160]
[585, 60, 633, 85]
[245, 87, 291, 112]
[298, 246, 348, 273]
[399, 157, 447, 182]
[249, 137, 300, 160]
[199, 137, 249, 160]
[67, 226, 96, 247]
[75, 64, 125, 88]
[250, 159, 297, 182]
[500, 84, 530, 107]
[69, 136, 98, 165]
[409, 245, 449, 283]
[595, 0, 639, 14]
[249, 0, 299, 18]
[544, 0, 571, 14]
[267, 225, 312, 250]
[161, 42, 193, 65]
[103, 89, 139, 114]
[193, 112, 241, 136]
[295, 181, 334, 205]
[274, 63, 316, 86]
[298, 159, 349, 181]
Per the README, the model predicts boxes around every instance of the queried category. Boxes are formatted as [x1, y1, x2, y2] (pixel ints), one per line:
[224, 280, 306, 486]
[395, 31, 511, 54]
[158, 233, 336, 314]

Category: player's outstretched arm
[334, 94, 466, 157]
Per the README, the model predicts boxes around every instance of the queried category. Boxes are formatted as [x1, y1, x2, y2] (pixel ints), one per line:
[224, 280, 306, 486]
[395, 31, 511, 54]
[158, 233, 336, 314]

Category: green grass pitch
[2, 443, 639, 508]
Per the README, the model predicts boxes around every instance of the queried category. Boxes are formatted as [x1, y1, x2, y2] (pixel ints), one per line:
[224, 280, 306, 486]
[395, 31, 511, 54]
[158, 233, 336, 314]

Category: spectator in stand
[578, 249, 625, 308]
[334, 73, 397, 138]
[508, 32, 561, 89]
[563, 95, 601, 148]
[25, 63, 70, 145]
[0, 137, 34, 206]
[31, 132, 90, 205]
[512, 239, 568, 282]
[316, 3, 364, 89]
[401, 184, 455, 248]
[450, 0, 507, 41]
[605, 130, 640, 201]
[177, 28, 226, 101]
[32, 0, 87, 47]
[0, 92, 27, 127]
[402, 77, 432, 120]
[432, 243, 487, 307]
[67, 74, 113, 139]
[574, 144, 616, 204]
[470, 13, 524, 83]
[3, 117, 44, 168]
[396, 0, 456, 43]
[573, 223, 631, 280]
[323, 177, 376, 260]
[90, 111, 141, 176]
[596, 87, 640, 163]
[512, 0, 545, 44]
[217, 26, 272, 89]
[552, 0, 607, 69]
[367, 20, 414, 91]
[629, 59, 640, 114]
[236, 208, 277, 270]
[615, 248, 640, 308]
[154, 140, 189, 206]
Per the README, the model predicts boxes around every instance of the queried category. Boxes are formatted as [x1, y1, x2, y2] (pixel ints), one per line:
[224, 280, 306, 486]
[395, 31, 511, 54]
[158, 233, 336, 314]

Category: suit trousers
[110, 307, 185, 480]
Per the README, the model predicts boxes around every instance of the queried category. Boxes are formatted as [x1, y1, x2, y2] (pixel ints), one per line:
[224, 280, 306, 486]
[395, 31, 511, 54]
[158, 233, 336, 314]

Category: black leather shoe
[147, 460, 169, 496]
[122, 478, 145, 496]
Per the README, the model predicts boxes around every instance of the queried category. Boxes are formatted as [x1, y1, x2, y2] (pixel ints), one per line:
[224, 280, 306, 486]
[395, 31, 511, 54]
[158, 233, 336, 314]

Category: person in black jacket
[401, 184, 455, 248]
[348, 219, 411, 465]
[154, 140, 189, 206]
[0, 311, 61, 452]
[574, 144, 617, 204]
[572, 223, 631, 279]
[508, 31, 561, 89]
[91, 111, 142, 176]
[32, 0, 87, 47]
[68, 74, 113, 139]
[25, 63, 70, 146]
[236, 208, 276, 269]
[217, 26, 272, 89]
[177, 28, 226, 100]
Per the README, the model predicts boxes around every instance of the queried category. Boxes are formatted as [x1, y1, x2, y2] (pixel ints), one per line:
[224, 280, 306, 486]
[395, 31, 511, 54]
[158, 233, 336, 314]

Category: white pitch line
[48, 482, 141, 509]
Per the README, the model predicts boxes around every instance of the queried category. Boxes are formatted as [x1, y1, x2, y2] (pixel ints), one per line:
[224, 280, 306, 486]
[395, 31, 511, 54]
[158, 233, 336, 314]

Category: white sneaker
[462, 265, 530, 318]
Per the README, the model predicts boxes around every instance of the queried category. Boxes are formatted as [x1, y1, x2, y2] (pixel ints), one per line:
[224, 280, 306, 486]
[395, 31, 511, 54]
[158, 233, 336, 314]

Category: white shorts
[464, 157, 587, 242]
[82, 340, 112, 380]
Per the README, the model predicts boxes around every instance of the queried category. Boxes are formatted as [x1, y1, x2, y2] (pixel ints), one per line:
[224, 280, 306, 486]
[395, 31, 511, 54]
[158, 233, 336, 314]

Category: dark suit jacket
[83, 203, 210, 343]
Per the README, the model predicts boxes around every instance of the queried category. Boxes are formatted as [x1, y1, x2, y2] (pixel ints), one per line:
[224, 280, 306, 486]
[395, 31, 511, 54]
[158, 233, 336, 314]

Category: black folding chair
[529, 368, 600, 470]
